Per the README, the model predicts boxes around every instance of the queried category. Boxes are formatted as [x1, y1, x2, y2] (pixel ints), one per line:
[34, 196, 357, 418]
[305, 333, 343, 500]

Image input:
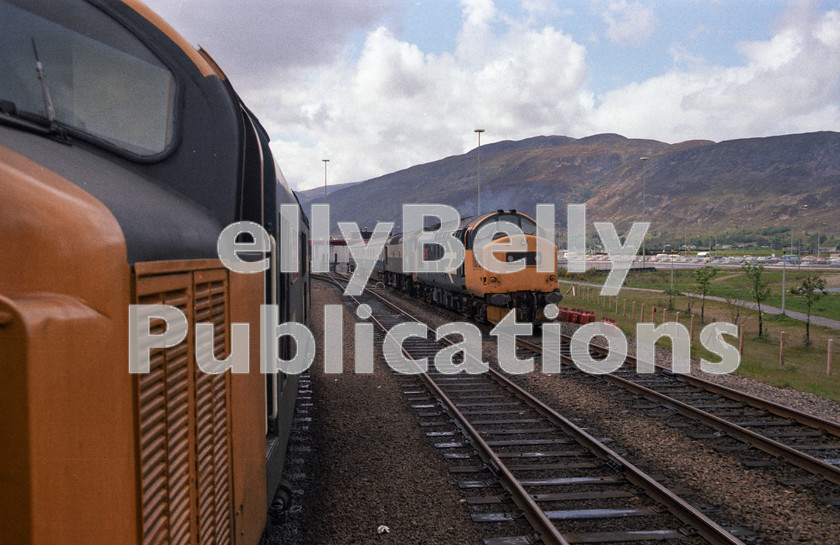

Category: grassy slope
[559, 270, 840, 402]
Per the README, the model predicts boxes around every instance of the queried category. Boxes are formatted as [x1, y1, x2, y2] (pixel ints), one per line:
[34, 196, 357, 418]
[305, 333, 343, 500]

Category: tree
[723, 292, 746, 328]
[694, 266, 719, 322]
[790, 276, 827, 345]
[741, 262, 770, 339]
[685, 291, 696, 315]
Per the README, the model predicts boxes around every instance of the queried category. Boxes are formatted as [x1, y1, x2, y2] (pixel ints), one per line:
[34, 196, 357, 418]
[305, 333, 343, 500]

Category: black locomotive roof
[422, 210, 529, 233]
[1, 125, 223, 263]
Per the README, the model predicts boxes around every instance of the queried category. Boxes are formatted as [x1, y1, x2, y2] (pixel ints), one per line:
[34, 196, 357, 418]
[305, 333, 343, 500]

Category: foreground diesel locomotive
[381, 210, 561, 323]
[0, 1, 308, 543]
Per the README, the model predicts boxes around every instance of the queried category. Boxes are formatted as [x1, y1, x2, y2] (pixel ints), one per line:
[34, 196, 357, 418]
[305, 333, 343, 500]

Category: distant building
[328, 229, 374, 272]
[328, 239, 351, 272]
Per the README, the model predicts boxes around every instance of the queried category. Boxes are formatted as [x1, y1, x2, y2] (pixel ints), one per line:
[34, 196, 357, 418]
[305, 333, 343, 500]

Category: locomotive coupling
[490, 293, 510, 305]
[546, 292, 562, 303]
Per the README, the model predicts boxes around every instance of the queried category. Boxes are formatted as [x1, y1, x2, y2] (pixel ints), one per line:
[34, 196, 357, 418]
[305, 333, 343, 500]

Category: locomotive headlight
[548, 274, 556, 281]
[489, 276, 498, 283]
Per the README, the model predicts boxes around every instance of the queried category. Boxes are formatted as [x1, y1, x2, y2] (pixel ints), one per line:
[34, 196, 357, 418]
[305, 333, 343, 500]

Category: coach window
[1, 0, 176, 157]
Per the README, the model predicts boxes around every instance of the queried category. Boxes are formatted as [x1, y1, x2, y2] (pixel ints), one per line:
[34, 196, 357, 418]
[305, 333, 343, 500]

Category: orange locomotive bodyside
[0, 0, 284, 541]
[0, 144, 138, 544]
[0, 145, 271, 545]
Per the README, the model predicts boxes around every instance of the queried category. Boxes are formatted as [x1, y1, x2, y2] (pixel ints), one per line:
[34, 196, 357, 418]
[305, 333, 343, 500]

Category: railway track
[315, 273, 747, 545]
[362, 272, 840, 497]
[512, 334, 840, 494]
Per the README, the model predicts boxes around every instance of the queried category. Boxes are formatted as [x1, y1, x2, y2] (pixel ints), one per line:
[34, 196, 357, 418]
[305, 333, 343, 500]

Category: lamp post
[669, 253, 676, 309]
[475, 129, 485, 216]
[322, 159, 330, 202]
[781, 247, 787, 315]
[640, 156, 649, 267]
[817, 221, 823, 260]
[797, 206, 803, 262]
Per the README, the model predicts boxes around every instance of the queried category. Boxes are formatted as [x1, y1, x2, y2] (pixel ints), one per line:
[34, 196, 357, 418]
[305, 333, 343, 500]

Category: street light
[640, 156, 649, 267]
[475, 129, 485, 216]
[322, 159, 330, 202]
[781, 244, 787, 315]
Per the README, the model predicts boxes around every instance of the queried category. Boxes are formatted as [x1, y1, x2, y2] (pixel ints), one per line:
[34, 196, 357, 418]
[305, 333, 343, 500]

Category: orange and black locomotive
[0, 1, 308, 543]
[380, 210, 561, 323]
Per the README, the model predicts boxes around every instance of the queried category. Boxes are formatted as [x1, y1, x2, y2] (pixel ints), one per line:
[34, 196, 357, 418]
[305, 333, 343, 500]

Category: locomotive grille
[135, 266, 233, 545]
[193, 272, 232, 545]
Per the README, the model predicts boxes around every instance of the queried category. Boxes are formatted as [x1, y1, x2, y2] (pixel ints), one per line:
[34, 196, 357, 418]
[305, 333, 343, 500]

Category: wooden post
[829, 339, 834, 376]
[651, 306, 656, 323]
[640, 302, 645, 322]
[739, 326, 745, 355]
[675, 311, 681, 325]
[780, 331, 786, 366]
[662, 309, 668, 323]
[690, 315, 695, 340]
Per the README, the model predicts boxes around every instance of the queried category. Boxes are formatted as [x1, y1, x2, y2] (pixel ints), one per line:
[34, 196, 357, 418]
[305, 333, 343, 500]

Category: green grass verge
[563, 268, 840, 321]
[558, 282, 840, 403]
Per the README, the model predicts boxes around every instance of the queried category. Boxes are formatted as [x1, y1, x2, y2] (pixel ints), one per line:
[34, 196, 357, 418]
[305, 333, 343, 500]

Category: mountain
[301, 132, 840, 244]
[296, 181, 361, 208]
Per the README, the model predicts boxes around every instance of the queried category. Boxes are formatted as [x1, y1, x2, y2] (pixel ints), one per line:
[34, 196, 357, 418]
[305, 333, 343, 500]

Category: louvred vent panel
[135, 267, 233, 545]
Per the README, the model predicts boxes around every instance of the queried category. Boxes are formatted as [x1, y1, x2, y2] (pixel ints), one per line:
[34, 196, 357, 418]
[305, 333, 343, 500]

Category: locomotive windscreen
[0, 0, 176, 156]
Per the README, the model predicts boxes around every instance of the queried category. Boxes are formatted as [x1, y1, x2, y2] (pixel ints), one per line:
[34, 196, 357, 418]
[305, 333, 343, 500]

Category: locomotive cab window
[0, 0, 176, 157]
[466, 212, 537, 250]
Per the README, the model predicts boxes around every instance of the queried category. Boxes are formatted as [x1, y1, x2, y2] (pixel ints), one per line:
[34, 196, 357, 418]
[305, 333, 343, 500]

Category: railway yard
[265, 274, 840, 545]
[6, 3, 840, 545]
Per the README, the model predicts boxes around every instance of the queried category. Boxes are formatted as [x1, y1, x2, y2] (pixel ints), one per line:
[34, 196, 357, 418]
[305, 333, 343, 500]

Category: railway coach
[0, 1, 308, 543]
[381, 209, 561, 324]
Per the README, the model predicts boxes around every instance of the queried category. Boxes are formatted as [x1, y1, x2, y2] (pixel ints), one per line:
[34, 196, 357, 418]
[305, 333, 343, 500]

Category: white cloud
[141, 1, 840, 192]
[601, 0, 656, 46]
[587, 8, 840, 143]
[269, 2, 593, 190]
[142, 0, 401, 86]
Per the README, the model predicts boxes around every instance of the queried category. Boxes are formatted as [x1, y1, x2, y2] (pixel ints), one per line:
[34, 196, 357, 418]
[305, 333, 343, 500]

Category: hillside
[299, 132, 840, 246]
[296, 181, 360, 204]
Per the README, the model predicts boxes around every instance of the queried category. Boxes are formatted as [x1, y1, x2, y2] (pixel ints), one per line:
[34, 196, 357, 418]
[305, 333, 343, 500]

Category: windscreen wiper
[0, 99, 55, 137]
[26, 38, 70, 143]
[31, 39, 57, 124]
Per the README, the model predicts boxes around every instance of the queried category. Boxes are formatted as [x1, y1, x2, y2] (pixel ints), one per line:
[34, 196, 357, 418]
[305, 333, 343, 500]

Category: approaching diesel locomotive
[380, 210, 562, 324]
[0, 1, 308, 544]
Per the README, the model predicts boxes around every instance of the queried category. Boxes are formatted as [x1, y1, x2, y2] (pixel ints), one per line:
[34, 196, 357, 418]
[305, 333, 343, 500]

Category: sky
[142, 0, 840, 192]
